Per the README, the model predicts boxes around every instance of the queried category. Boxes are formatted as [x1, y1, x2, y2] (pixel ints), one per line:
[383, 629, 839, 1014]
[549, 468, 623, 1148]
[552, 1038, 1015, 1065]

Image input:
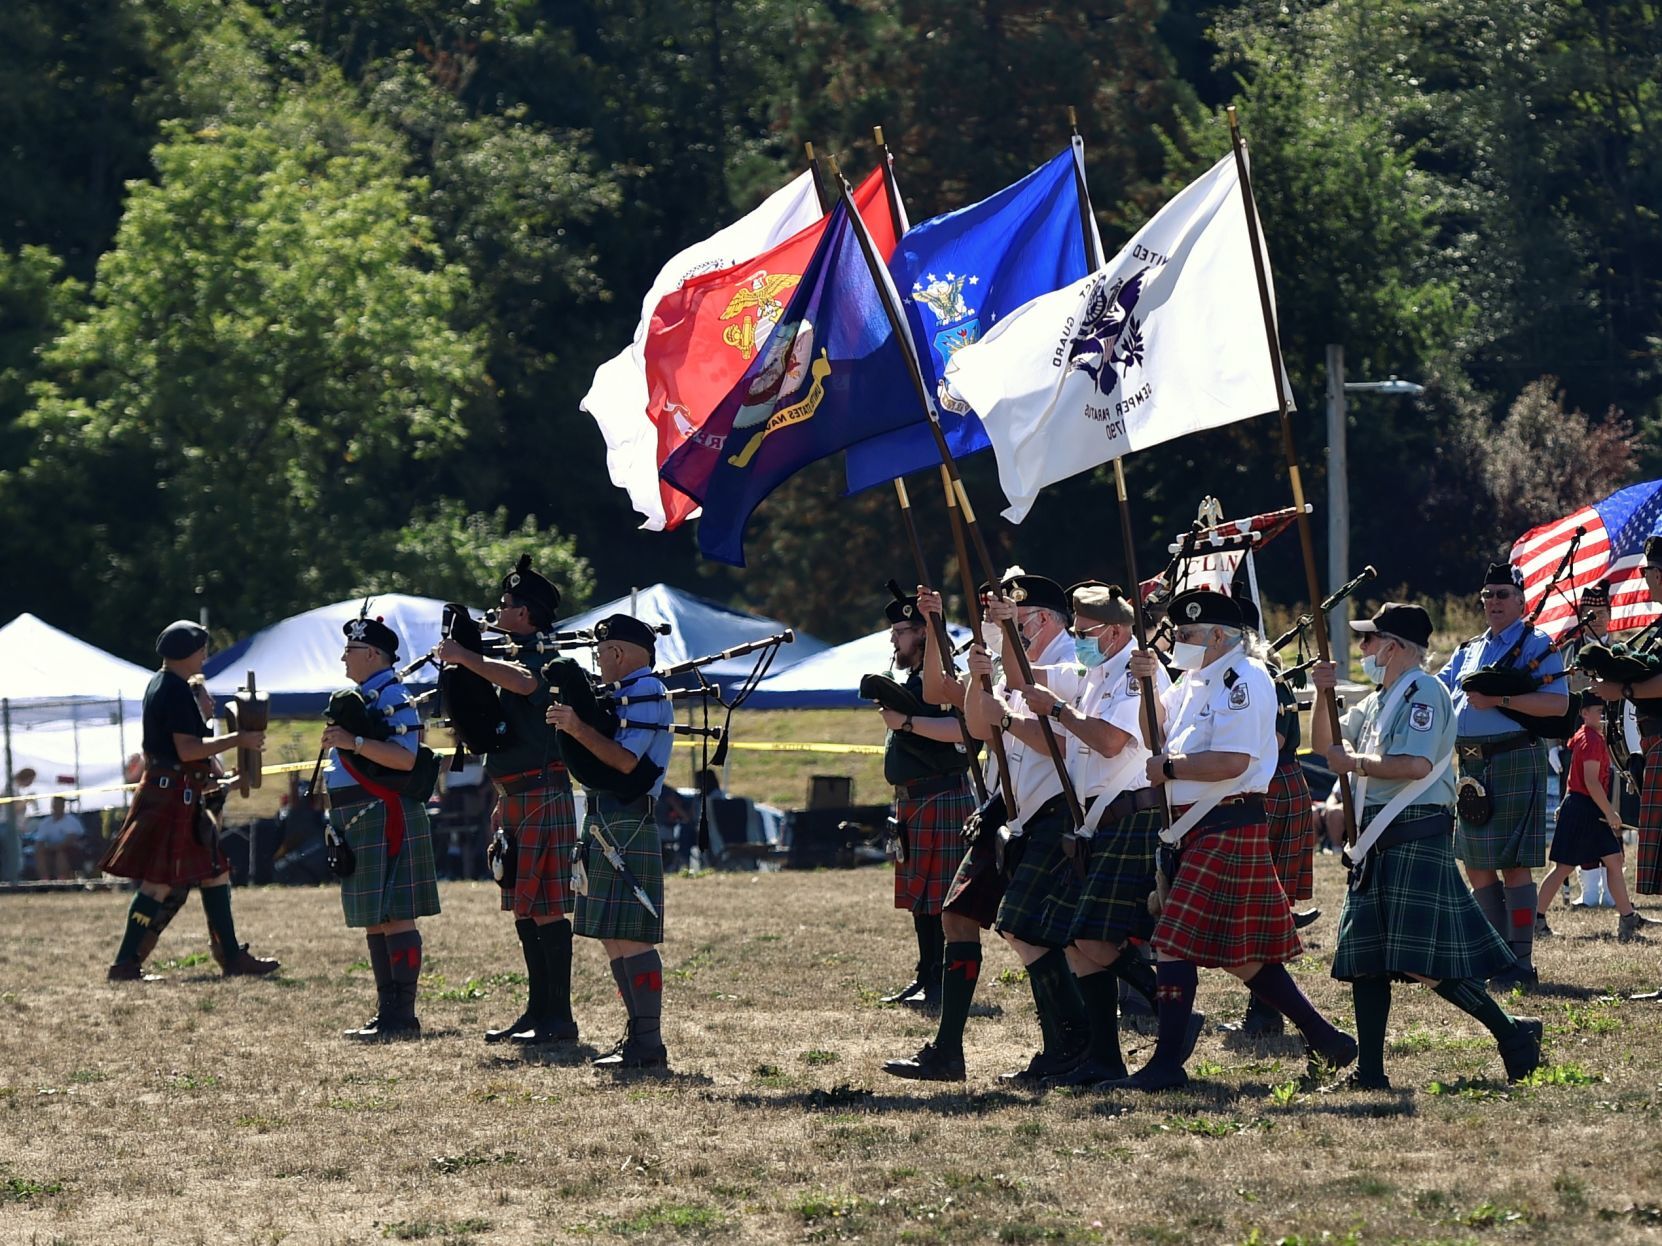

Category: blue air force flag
[841, 145, 1098, 493]
[944, 153, 1291, 523]
[659, 198, 924, 566]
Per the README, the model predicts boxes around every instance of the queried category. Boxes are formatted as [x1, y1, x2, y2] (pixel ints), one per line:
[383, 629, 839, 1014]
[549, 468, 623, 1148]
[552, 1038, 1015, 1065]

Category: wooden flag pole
[827, 155, 1085, 832]
[1066, 107, 1171, 779]
[803, 142, 833, 214]
[1226, 105, 1358, 846]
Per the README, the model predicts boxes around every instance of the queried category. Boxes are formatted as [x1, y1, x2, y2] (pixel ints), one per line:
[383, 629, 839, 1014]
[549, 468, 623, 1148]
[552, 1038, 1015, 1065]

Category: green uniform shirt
[483, 639, 564, 779]
[1340, 669, 1457, 810]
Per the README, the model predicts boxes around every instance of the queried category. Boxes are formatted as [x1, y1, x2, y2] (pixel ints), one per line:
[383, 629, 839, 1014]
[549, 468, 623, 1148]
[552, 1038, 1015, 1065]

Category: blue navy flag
[1512, 478, 1662, 640]
[842, 146, 1098, 493]
[659, 198, 924, 566]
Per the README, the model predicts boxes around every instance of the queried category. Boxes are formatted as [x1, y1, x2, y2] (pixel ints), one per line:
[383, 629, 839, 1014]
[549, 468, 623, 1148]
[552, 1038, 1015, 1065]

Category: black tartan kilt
[1069, 808, 1161, 946]
[994, 808, 1081, 949]
[941, 829, 1005, 928]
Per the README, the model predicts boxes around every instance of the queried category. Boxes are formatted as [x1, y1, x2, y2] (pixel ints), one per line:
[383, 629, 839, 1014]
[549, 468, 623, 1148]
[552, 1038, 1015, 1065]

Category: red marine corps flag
[642, 169, 898, 530]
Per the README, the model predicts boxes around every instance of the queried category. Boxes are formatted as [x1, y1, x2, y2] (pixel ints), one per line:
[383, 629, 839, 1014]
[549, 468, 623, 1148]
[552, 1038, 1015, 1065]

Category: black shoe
[485, 1013, 534, 1044]
[342, 1015, 380, 1038]
[907, 984, 942, 1010]
[1499, 1017, 1543, 1083]
[593, 1035, 668, 1069]
[1331, 1069, 1392, 1091]
[350, 1017, 422, 1043]
[510, 1018, 580, 1046]
[1630, 985, 1662, 1001]
[1487, 965, 1540, 993]
[107, 960, 159, 982]
[882, 1041, 966, 1083]
[1044, 1055, 1128, 1088]
[1220, 1002, 1285, 1039]
[1306, 1032, 1359, 1075]
[1103, 1061, 1190, 1092]
[881, 979, 927, 1005]
[1292, 908, 1322, 930]
[998, 1044, 1087, 1085]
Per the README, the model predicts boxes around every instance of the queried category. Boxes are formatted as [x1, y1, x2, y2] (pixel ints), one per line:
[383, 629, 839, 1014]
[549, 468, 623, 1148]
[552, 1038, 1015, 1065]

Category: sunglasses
[1478, 589, 1516, 601]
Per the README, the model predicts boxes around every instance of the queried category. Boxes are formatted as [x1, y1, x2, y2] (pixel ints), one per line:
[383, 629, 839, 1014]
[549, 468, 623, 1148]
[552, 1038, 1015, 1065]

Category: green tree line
[0, 0, 1656, 659]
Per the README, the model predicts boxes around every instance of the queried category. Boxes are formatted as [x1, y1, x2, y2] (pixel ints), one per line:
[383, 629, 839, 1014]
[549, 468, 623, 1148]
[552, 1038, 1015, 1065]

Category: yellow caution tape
[0, 740, 884, 805]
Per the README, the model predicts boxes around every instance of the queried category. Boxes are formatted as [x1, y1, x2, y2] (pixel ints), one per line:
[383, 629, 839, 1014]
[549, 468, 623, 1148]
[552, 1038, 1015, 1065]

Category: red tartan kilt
[1637, 735, 1662, 895]
[893, 779, 975, 914]
[1152, 818, 1302, 968]
[1264, 758, 1315, 902]
[495, 785, 578, 918]
[100, 768, 229, 886]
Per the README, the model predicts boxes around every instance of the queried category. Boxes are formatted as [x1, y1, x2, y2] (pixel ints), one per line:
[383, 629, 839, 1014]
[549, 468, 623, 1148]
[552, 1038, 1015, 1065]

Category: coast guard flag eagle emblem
[1065, 270, 1148, 395]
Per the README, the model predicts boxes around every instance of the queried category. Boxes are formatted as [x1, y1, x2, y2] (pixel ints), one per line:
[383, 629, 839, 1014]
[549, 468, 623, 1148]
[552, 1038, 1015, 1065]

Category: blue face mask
[1075, 635, 1108, 668]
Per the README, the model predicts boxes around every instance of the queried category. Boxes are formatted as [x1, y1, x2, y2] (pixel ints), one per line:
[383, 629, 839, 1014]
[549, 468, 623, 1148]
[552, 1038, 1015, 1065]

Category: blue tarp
[204, 586, 824, 714]
[744, 624, 972, 709]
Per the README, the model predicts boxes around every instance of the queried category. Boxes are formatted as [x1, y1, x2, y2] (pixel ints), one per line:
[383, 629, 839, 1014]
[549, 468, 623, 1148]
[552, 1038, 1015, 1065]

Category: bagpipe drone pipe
[306, 684, 442, 807]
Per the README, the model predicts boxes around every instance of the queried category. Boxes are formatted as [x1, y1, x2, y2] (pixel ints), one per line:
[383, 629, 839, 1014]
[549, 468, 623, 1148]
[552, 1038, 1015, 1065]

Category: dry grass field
[6, 858, 1662, 1246]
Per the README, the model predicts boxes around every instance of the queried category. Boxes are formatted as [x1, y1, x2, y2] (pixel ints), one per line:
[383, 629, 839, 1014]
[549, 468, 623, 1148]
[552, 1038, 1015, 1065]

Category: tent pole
[2, 698, 15, 884]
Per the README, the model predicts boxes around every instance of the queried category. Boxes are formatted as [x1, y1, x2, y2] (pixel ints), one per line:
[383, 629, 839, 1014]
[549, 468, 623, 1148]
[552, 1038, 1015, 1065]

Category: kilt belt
[1169, 794, 1267, 842]
[326, 784, 375, 810]
[494, 763, 570, 797]
[1455, 733, 1534, 762]
[1082, 786, 1162, 834]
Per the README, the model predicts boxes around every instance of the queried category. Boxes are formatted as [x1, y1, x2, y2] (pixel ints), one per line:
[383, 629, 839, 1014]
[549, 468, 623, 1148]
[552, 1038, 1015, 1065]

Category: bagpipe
[1268, 565, 1379, 687]
[1457, 530, 1583, 740]
[306, 684, 441, 807]
[1587, 619, 1662, 787]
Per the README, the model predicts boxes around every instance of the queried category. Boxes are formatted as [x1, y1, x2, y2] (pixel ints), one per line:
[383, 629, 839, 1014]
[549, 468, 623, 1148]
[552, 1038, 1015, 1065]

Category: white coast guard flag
[580, 170, 823, 529]
[944, 153, 1288, 523]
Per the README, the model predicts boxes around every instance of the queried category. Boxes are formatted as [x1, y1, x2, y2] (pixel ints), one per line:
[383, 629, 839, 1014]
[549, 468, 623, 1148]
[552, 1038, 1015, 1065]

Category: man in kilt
[1228, 597, 1319, 1039]
[875, 593, 977, 1008]
[1014, 583, 1180, 1086]
[104, 620, 277, 981]
[1436, 562, 1568, 991]
[1116, 590, 1356, 1092]
[547, 613, 673, 1069]
[1588, 537, 1662, 999]
[437, 556, 580, 1046]
[324, 614, 439, 1042]
[1312, 603, 1541, 1087]
[883, 574, 1078, 1083]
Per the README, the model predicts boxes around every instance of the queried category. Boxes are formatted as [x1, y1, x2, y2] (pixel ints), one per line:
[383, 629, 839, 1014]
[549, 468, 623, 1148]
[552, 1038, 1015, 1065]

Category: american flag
[1511, 480, 1662, 641]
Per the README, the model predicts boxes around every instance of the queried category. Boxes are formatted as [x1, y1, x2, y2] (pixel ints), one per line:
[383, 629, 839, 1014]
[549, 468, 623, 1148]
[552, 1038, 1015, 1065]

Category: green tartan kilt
[573, 796, 664, 944]
[1454, 739, 1547, 870]
[333, 799, 441, 929]
[994, 806, 1080, 949]
[1068, 807, 1161, 946]
[1333, 812, 1516, 982]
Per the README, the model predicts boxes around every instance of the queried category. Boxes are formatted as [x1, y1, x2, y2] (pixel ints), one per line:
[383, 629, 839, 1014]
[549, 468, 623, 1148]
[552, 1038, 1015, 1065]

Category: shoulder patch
[1126, 671, 1141, 697]
[1227, 680, 1250, 710]
[1409, 702, 1434, 733]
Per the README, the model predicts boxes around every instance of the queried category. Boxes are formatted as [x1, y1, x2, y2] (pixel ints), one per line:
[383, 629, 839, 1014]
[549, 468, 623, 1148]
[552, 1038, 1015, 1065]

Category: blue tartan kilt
[994, 807, 1081, 949]
[1333, 812, 1515, 982]
[1068, 808, 1161, 946]
[333, 798, 440, 929]
[1454, 739, 1547, 870]
[573, 795, 664, 944]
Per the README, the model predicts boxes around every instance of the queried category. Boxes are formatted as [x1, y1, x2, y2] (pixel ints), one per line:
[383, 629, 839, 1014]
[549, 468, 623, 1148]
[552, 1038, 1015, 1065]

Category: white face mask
[980, 619, 1004, 660]
[1170, 641, 1208, 671]
[1361, 654, 1386, 685]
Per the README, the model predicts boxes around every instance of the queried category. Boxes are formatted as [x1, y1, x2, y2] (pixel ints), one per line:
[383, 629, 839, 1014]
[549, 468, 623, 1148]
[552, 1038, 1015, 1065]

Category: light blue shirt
[1436, 618, 1564, 740]
[612, 665, 673, 799]
[1341, 670, 1457, 810]
[325, 667, 420, 790]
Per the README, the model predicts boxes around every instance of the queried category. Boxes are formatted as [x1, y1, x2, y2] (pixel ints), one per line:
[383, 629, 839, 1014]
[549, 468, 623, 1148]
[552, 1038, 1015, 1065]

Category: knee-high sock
[620, 950, 663, 1045]
[1505, 883, 1538, 969]
[366, 932, 392, 1018]
[1112, 945, 1159, 1011]
[610, 955, 635, 1018]
[934, 942, 982, 1057]
[385, 930, 422, 1023]
[115, 892, 164, 965]
[1473, 882, 1508, 944]
[1351, 976, 1391, 1082]
[1148, 960, 1199, 1070]
[1028, 948, 1087, 1055]
[513, 918, 544, 1018]
[910, 912, 933, 981]
[136, 886, 192, 963]
[1579, 866, 1608, 904]
[1244, 962, 1347, 1051]
[537, 919, 574, 1022]
[1433, 977, 1520, 1042]
[1075, 969, 1124, 1072]
[200, 882, 238, 954]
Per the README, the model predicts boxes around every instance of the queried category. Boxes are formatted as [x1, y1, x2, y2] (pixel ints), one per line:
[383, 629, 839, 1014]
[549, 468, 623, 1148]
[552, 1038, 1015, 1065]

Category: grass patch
[169, 1072, 221, 1091]
[1157, 1116, 1273, 1137]
[1522, 1062, 1602, 1088]
[1456, 1201, 1534, 1229]
[606, 1202, 727, 1236]
[801, 1049, 840, 1066]
[158, 952, 211, 969]
[383, 1217, 493, 1242]
[2, 1175, 64, 1203]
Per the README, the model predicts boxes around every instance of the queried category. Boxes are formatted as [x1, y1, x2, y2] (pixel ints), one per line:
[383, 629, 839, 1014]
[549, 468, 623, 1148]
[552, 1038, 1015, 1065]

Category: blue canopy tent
[743, 624, 972, 709]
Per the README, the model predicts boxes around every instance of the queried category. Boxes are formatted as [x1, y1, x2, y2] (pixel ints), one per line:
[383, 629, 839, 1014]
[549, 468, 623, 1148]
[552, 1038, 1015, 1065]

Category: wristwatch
[1047, 701, 1066, 722]
[901, 716, 914, 733]
[998, 710, 1013, 731]
[1355, 755, 1368, 778]
[1623, 682, 1636, 700]
[1501, 695, 1512, 708]
[1161, 756, 1177, 780]
[353, 735, 365, 752]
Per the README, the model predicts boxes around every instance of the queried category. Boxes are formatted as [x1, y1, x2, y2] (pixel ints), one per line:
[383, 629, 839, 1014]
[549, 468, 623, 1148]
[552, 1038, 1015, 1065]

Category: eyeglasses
[343, 644, 374, 654]
[1076, 621, 1112, 639]
[1478, 589, 1516, 601]
[1173, 626, 1208, 645]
